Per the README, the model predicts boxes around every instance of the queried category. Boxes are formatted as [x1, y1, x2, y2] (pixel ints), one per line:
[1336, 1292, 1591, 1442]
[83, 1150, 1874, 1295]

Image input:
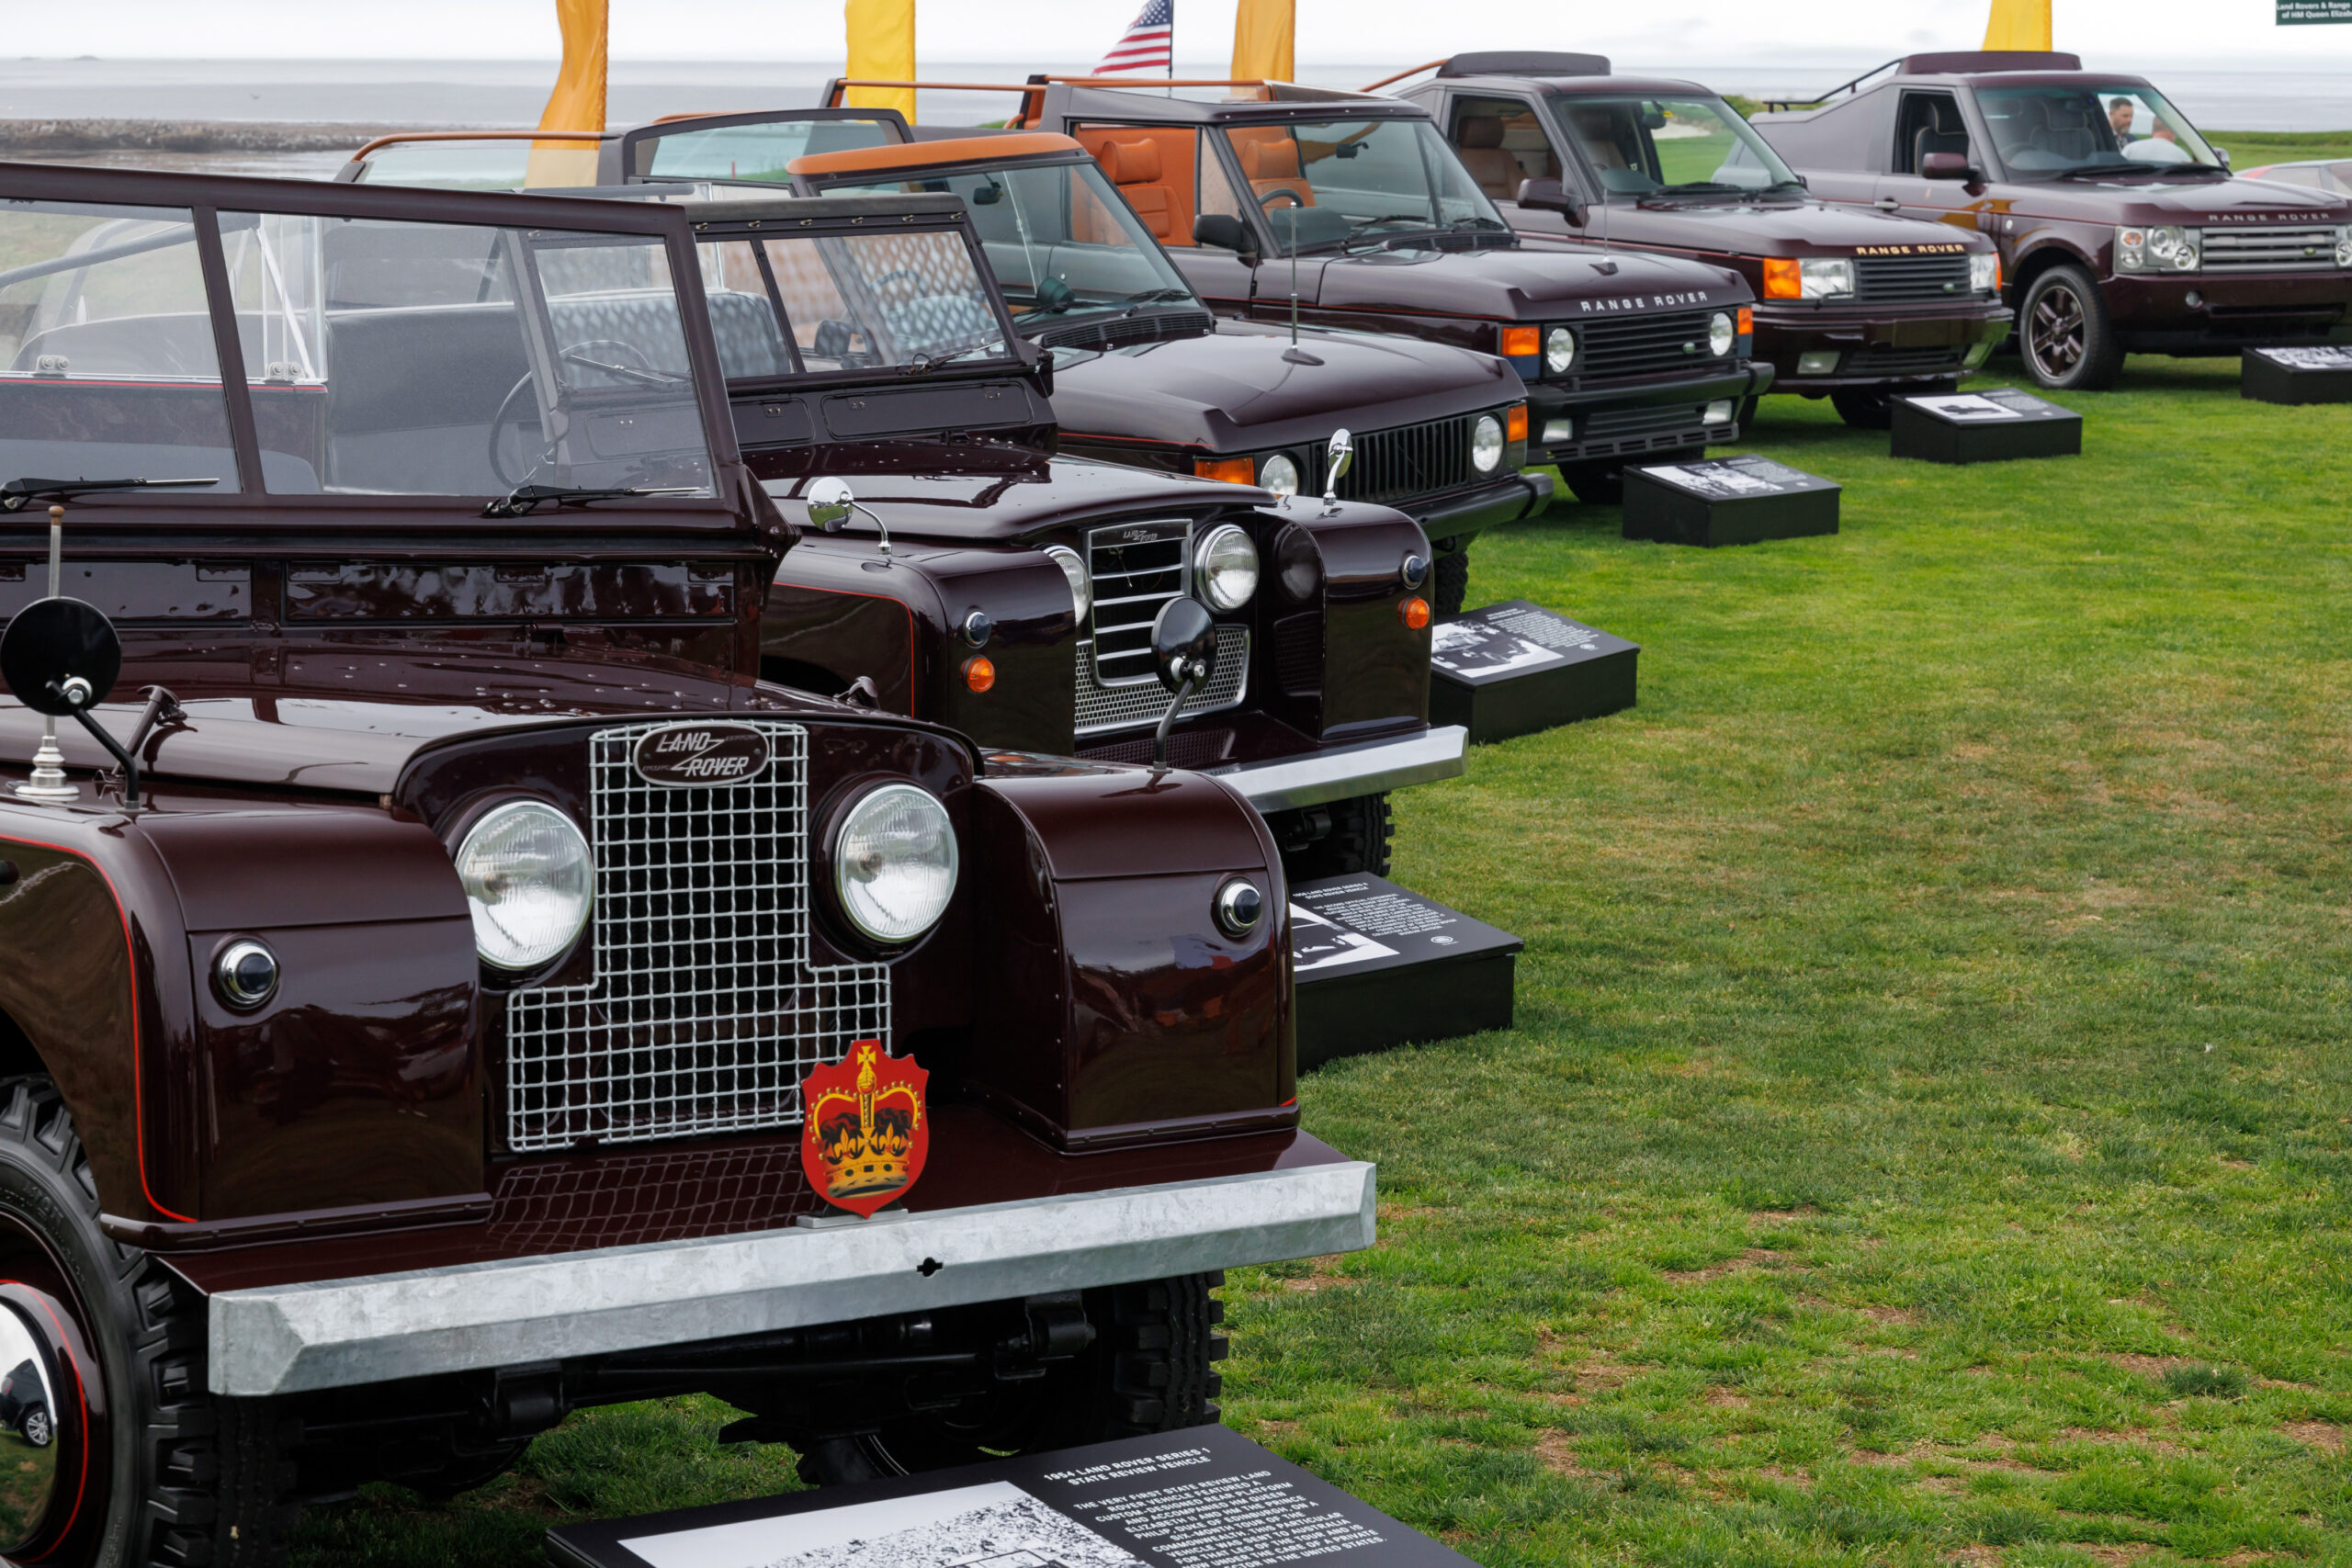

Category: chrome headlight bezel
[1259, 453, 1301, 496]
[1544, 324, 1577, 375]
[1195, 523, 1261, 611]
[453, 799, 595, 973]
[1969, 251, 2000, 294]
[1799, 257, 1856, 299]
[1707, 311, 1735, 356]
[1470, 413, 1505, 473]
[2335, 224, 2352, 269]
[831, 782, 959, 948]
[2116, 223, 2200, 273]
[1044, 544, 1091, 625]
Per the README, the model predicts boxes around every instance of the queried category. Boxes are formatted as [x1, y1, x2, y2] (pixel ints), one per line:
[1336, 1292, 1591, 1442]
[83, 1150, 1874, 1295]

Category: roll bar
[346, 128, 620, 164]
[1760, 59, 1902, 113]
[820, 77, 1280, 128]
[1360, 61, 1447, 93]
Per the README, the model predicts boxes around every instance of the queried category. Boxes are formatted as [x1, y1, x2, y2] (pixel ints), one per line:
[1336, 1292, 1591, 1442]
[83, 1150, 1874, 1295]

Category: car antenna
[1286, 208, 1300, 347]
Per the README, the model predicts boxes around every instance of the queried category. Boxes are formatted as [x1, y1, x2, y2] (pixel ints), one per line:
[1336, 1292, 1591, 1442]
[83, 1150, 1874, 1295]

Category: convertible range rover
[0, 163, 1371, 1566]
[1750, 51, 2352, 389]
[1374, 51, 2012, 427]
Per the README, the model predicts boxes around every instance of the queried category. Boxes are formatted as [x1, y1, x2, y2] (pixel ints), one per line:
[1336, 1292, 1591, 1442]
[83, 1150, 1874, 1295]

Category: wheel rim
[0, 1228, 109, 1562]
[2028, 281, 2087, 379]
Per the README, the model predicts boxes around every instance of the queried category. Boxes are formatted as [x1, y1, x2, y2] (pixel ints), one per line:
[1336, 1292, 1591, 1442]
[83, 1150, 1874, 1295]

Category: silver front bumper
[208, 1160, 1377, 1397]
[1209, 725, 1466, 813]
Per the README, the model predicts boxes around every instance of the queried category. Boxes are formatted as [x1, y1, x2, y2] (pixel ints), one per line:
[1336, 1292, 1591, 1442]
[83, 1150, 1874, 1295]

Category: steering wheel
[486, 372, 551, 489]
[1258, 187, 1310, 210]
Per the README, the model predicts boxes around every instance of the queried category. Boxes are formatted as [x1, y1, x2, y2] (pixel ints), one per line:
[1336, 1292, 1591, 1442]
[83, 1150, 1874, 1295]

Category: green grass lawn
[288, 355, 2352, 1567]
[2205, 130, 2352, 168]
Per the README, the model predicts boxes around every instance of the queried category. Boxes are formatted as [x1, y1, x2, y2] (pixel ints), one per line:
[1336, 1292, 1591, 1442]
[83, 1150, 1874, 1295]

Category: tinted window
[1551, 96, 1799, 197]
[1446, 96, 1560, 200]
[1975, 85, 2224, 175]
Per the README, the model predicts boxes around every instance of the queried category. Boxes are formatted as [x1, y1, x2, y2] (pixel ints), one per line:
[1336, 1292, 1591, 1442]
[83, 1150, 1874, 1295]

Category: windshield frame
[1207, 113, 1511, 257]
[0, 163, 742, 524]
[1970, 81, 2227, 183]
[1541, 90, 1804, 204]
[623, 108, 910, 184]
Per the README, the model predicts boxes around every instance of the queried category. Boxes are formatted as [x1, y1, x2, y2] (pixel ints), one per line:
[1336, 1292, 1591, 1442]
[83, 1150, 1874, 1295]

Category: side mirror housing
[1515, 176, 1586, 227]
[2215, 147, 2232, 171]
[1919, 152, 1973, 182]
[1149, 597, 1219, 694]
[1, 597, 121, 716]
[804, 476, 854, 533]
[1193, 213, 1261, 265]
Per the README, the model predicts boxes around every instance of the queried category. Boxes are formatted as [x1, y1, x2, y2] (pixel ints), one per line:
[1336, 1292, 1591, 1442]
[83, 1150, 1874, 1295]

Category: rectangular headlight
[2116, 224, 2200, 274]
[1542, 418, 1575, 444]
[1800, 258, 1855, 299]
[1970, 253, 2000, 294]
[1701, 400, 1735, 425]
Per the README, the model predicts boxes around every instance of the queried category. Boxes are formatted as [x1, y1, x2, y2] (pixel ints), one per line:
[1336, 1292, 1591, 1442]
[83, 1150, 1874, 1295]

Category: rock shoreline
[0, 119, 484, 153]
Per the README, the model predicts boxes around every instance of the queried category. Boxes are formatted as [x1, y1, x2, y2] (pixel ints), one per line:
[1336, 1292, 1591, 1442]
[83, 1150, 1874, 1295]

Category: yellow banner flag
[1983, 0, 2053, 51]
[845, 0, 917, 124]
[1231, 0, 1295, 82]
[526, 0, 606, 187]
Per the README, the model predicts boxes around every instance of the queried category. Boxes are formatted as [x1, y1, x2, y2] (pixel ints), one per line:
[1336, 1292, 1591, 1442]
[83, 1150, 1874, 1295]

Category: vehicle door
[1433, 92, 1583, 243]
[1877, 89, 1986, 234]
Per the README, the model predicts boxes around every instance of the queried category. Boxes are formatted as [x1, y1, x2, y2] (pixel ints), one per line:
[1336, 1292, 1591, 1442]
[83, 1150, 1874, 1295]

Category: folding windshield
[631, 118, 900, 182]
[1213, 118, 1506, 254]
[1975, 85, 2224, 177]
[350, 138, 611, 191]
[695, 226, 1012, 378]
[0, 198, 717, 499]
[1549, 96, 1801, 199]
[821, 162, 1196, 328]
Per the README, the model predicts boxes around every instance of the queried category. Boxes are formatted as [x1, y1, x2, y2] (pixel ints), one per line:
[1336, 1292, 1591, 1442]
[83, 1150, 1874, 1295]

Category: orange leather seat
[1102, 138, 1178, 242]
[1236, 133, 1315, 206]
[1454, 116, 1520, 198]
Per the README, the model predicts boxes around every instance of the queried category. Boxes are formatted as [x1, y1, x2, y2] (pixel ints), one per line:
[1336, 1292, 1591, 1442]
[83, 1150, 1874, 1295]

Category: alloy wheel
[2029, 282, 2088, 379]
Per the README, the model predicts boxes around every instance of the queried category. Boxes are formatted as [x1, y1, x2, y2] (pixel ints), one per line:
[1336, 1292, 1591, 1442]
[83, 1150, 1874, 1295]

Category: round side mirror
[804, 476, 855, 533]
[1325, 429, 1355, 488]
[1149, 597, 1218, 694]
[0, 597, 121, 716]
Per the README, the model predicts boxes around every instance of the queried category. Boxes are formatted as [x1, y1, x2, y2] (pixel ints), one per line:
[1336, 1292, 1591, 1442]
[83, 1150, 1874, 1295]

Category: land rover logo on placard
[633, 723, 771, 787]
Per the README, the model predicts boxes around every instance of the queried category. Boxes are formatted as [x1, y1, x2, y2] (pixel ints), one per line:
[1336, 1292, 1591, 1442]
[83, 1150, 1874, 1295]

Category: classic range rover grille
[1087, 518, 1193, 685]
[1582, 402, 1710, 440]
[1845, 345, 1968, 376]
[1856, 254, 1975, 301]
[1076, 626, 1249, 735]
[1576, 310, 1722, 377]
[503, 720, 890, 1154]
[1328, 414, 1477, 505]
[2199, 227, 2343, 274]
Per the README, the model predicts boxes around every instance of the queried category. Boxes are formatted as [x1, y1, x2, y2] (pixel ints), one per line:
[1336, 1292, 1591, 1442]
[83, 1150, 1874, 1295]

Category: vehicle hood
[2009, 172, 2352, 224]
[1050, 319, 1521, 449]
[755, 444, 1267, 546]
[1577, 197, 1996, 257]
[0, 641, 865, 796]
[1306, 242, 1752, 318]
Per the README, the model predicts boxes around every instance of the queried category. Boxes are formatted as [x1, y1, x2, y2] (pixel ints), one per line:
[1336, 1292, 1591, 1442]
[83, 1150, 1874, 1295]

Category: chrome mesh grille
[1074, 626, 1250, 735]
[2200, 227, 2343, 274]
[503, 720, 890, 1154]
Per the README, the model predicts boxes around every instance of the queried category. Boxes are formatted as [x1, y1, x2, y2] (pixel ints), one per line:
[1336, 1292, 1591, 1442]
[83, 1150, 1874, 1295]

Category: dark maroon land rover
[0, 162, 1372, 1566]
[1377, 52, 2012, 427]
[1751, 51, 2352, 389]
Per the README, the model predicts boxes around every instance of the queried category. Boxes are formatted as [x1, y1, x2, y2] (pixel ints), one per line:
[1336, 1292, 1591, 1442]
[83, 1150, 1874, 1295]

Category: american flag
[1094, 0, 1173, 74]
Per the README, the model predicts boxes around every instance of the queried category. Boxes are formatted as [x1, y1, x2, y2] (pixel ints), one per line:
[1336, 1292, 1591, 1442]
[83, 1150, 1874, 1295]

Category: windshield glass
[694, 227, 1011, 378]
[1549, 95, 1799, 198]
[823, 161, 1196, 328]
[351, 138, 606, 190]
[1215, 118, 1504, 254]
[632, 118, 899, 181]
[1976, 84, 2223, 175]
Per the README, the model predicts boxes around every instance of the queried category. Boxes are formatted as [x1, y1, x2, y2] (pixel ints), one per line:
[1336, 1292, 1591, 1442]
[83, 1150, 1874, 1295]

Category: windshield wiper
[0, 475, 218, 511]
[483, 482, 700, 519]
[1116, 287, 1197, 306]
[1345, 212, 1438, 239]
[901, 343, 1004, 375]
[2054, 163, 2151, 180]
[560, 349, 688, 388]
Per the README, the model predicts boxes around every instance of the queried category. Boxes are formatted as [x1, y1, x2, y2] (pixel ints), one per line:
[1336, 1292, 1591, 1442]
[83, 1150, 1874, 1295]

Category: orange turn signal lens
[964, 656, 996, 694]
[1398, 596, 1431, 630]
[1761, 258, 1800, 299]
[1505, 404, 1528, 442]
[1500, 324, 1541, 357]
[1737, 305, 1753, 335]
[1192, 457, 1256, 485]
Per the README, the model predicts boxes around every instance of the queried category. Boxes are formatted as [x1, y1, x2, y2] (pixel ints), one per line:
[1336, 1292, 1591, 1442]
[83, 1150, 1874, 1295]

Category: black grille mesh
[1856, 254, 1975, 302]
[1576, 310, 1723, 377]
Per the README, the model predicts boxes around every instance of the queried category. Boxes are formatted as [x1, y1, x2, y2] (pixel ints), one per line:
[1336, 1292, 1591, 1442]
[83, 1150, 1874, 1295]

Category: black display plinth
[549, 1424, 1478, 1568]
[1430, 599, 1637, 744]
[1622, 454, 1840, 547]
[1890, 387, 2081, 463]
[2242, 345, 2352, 404]
[1293, 873, 1522, 1068]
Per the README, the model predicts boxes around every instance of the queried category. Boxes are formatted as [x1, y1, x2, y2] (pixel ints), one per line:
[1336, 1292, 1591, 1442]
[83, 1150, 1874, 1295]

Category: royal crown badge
[799, 1039, 928, 1217]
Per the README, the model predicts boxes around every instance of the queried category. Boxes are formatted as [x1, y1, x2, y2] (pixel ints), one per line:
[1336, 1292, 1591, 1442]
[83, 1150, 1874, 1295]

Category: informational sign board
[1890, 386, 2082, 463]
[2243, 344, 2352, 403]
[1291, 873, 1521, 1067]
[548, 1425, 1481, 1568]
[2278, 0, 2352, 23]
[1429, 600, 1637, 743]
[1623, 454, 1840, 547]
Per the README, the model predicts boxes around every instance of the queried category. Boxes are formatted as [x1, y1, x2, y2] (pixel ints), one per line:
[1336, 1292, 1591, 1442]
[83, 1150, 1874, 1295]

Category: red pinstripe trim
[0, 833, 195, 1224]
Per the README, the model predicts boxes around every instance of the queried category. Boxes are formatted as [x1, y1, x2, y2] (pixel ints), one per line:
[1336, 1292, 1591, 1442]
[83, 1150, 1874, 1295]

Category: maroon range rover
[0, 162, 1373, 1565]
[1751, 51, 2352, 389]
[1376, 52, 2012, 427]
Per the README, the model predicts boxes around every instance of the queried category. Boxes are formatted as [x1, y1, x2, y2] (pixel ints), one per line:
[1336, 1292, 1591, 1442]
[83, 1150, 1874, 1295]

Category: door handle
[1874, 197, 1901, 211]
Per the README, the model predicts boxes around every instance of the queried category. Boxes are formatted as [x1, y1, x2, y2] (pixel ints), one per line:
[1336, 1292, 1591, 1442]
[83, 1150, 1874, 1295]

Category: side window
[1071, 125, 1197, 246]
[1894, 92, 1970, 175]
[1447, 96, 1560, 199]
[1198, 130, 1250, 229]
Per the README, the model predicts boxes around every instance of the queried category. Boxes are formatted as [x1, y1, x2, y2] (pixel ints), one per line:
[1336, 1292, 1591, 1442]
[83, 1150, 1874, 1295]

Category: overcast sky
[5, 0, 2347, 66]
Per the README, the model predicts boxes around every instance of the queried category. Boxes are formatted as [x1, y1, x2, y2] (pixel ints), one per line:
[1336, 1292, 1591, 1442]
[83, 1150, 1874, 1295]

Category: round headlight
[1044, 545, 1091, 624]
[834, 784, 958, 945]
[1544, 325, 1576, 375]
[1708, 311, 1735, 356]
[455, 800, 594, 971]
[1195, 524, 1260, 611]
[1259, 453, 1300, 496]
[1471, 413, 1504, 473]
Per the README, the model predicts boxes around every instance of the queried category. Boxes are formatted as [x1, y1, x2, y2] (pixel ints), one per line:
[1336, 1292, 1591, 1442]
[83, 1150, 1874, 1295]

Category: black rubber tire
[1830, 389, 1896, 429]
[1272, 792, 1394, 883]
[2018, 264, 2123, 390]
[798, 1274, 1227, 1486]
[0, 1077, 300, 1567]
[1431, 546, 1470, 618]
[1558, 461, 1624, 506]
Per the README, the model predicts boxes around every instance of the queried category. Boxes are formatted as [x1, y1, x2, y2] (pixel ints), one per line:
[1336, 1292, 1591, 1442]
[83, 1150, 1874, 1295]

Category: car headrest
[1240, 138, 1302, 180]
[1103, 138, 1162, 186]
[1457, 117, 1506, 150]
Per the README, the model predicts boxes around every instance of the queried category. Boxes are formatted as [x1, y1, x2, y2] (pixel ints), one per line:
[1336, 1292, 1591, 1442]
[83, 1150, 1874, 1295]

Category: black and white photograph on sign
[2256, 345, 2352, 368]
[1292, 900, 1399, 972]
[621, 1481, 1143, 1568]
[1911, 393, 2026, 422]
[1430, 616, 1565, 680]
